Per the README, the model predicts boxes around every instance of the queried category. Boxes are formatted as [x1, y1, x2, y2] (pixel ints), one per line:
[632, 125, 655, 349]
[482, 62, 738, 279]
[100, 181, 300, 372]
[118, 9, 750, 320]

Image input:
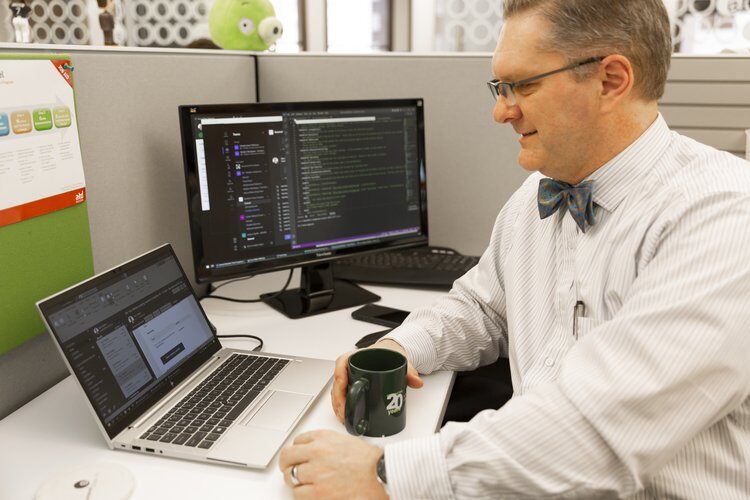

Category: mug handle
[344, 378, 369, 436]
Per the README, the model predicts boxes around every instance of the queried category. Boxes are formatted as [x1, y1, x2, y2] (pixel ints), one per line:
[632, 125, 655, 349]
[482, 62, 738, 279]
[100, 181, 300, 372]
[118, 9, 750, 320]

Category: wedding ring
[290, 464, 301, 487]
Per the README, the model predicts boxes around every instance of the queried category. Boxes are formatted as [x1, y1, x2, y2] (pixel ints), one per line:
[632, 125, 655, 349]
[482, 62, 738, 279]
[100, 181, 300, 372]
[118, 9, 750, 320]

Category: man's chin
[517, 152, 543, 173]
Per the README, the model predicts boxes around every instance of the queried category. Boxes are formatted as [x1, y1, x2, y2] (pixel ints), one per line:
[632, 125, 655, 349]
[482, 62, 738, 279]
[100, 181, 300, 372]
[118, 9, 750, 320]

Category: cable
[210, 274, 256, 293]
[203, 269, 294, 303]
[216, 334, 263, 352]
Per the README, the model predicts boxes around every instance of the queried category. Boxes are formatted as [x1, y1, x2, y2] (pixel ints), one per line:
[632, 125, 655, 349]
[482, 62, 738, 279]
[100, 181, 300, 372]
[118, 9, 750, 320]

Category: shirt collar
[585, 113, 672, 213]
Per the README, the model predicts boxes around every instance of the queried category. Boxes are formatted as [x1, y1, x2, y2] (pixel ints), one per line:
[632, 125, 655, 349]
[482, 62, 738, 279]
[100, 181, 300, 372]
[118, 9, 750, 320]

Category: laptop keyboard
[139, 353, 289, 449]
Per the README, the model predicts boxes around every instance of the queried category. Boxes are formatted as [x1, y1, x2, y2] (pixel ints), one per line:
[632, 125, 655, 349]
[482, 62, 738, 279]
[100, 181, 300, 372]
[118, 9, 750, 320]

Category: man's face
[491, 12, 602, 181]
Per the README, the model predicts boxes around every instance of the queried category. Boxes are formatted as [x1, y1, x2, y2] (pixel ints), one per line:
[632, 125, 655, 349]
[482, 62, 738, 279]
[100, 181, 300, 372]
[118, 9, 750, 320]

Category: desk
[0, 274, 454, 499]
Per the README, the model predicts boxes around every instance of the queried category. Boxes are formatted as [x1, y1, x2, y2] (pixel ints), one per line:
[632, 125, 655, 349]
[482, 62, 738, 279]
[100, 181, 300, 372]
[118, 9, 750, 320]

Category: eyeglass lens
[490, 83, 515, 105]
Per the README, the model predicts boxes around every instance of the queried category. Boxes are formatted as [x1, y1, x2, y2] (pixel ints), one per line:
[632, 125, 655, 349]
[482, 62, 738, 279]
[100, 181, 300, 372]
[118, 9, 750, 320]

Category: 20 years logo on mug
[345, 348, 407, 437]
[385, 391, 404, 415]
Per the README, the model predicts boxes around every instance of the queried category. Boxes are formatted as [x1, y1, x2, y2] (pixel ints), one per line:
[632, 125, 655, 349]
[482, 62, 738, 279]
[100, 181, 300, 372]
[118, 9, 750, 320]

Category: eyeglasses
[487, 56, 605, 105]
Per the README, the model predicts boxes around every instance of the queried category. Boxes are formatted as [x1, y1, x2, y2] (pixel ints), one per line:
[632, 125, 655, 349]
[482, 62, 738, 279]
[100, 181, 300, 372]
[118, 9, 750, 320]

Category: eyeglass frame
[487, 56, 606, 104]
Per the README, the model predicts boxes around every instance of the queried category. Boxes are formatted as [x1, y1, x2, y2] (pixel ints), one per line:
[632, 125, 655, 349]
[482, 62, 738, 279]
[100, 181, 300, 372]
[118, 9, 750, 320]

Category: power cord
[216, 334, 264, 352]
[202, 269, 295, 303]
[210, 274, 257, 292]
[208, 322, 264, 352]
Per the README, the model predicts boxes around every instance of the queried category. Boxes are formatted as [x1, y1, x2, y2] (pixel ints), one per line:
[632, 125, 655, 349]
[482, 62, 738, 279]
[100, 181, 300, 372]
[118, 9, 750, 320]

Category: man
[279, 0, 750, 498]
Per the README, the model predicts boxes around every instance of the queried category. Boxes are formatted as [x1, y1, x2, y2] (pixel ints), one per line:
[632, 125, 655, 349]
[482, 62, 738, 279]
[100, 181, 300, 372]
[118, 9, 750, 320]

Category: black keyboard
[139, 353, 288, 449]
[333, 246, 480, 288]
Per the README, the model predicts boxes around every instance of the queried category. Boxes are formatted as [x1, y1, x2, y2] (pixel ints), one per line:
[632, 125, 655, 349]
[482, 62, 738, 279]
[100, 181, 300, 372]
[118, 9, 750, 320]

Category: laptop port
[145, 448, 155, 453]
[132, 445, 141, 451]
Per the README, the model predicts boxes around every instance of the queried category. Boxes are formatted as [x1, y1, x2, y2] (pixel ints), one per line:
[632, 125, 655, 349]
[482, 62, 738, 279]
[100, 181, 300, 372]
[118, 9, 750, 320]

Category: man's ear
[598, 55, 635, 113]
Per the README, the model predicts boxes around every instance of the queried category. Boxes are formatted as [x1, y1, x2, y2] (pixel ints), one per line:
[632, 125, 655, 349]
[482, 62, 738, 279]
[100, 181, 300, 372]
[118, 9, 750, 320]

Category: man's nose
[493, 96, 521, 123]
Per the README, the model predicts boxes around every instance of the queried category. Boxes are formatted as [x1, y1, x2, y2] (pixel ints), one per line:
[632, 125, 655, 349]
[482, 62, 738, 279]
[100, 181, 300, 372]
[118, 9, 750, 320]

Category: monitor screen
[179, 99, 428, 284]
[38, 245, 221, 438]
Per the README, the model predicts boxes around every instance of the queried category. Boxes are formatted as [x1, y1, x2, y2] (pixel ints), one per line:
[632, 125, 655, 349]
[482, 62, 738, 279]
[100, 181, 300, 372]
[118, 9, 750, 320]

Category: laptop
[37, 244, 333, 468]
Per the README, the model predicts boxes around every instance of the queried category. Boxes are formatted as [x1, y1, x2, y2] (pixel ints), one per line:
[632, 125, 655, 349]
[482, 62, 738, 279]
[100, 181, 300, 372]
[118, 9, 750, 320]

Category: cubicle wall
[2, 50, 749, 419]
[661, 57, 750, 158]
[0, 46, 257, 418]
[257, 54, 525, 257]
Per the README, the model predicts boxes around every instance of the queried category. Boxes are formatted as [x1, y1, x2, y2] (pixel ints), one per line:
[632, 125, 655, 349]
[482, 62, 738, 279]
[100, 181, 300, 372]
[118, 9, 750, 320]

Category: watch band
[376, 454, 390, 495]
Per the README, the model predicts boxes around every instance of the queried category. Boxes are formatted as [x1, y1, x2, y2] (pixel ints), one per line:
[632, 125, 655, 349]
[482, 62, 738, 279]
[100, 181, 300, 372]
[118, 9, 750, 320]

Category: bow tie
[537, 178, 596, 233]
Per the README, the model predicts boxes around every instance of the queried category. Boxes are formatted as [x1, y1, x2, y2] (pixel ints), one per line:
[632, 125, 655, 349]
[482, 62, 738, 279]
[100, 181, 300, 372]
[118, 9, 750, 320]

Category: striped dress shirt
[383, 114, 750, 499]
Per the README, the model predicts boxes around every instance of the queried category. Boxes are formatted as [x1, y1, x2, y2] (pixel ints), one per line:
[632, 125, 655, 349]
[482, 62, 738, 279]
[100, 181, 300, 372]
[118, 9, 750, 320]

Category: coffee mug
[345, 348, 407, 437]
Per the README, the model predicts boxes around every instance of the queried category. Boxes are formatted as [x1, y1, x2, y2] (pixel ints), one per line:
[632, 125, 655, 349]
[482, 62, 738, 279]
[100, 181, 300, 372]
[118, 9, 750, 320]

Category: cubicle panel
[661, 56, 750, 157]
[70, 50, 258, 280]
[0, 46, 257, 419]
[661, 83, 750, 105]
[257, 54, 525, 256]
[659, 105, 750, 129]
[0, 46, 257, 282]
[667, 56, 750, 81]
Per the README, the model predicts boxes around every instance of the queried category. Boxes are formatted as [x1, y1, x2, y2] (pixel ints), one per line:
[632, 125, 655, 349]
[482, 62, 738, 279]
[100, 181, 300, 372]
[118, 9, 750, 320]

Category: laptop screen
[38, 245, 221, 438]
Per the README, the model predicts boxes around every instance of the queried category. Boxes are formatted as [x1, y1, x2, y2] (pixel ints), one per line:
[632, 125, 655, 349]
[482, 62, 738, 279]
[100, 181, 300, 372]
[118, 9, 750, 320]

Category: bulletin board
[0, 54, 93, 355]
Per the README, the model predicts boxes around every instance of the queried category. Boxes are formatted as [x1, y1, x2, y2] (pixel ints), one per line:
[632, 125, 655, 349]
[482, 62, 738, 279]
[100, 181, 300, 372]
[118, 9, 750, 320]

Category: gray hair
[503, 0, 672, 101]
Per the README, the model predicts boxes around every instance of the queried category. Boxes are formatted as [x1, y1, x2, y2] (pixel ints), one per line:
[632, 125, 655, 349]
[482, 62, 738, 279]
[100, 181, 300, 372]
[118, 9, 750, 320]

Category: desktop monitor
[178, 99, 428, 319]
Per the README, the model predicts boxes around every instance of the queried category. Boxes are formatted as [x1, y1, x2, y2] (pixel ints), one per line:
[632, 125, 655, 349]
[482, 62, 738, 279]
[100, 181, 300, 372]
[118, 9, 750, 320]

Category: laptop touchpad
[244, 390, 312, 431]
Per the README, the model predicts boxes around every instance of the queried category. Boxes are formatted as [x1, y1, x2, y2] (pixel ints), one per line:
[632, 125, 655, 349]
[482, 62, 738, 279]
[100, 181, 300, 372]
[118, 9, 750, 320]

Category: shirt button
[544, 357, 555, 367]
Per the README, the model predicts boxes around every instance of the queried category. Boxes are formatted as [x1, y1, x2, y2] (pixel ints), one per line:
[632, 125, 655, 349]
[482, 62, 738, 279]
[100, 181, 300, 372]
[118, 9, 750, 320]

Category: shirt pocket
[575, 317, 604, 341]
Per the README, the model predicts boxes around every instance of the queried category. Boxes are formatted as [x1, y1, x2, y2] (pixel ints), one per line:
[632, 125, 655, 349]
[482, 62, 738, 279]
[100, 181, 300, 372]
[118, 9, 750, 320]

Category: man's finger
[282, 462, 310, 489]
[282, 465, 295, 488]
[278, 443, 311, 470]
[293, 429, 322, 445]
[331, 378, 344, 418]
[331, 352, 352, 421]
[406, 364, 424, 388]
[291, 484, 316, 500]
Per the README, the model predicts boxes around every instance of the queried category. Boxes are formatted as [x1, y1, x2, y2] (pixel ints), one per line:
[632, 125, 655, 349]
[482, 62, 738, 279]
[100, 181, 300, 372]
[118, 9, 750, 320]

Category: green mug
[345, 348, 407, 437]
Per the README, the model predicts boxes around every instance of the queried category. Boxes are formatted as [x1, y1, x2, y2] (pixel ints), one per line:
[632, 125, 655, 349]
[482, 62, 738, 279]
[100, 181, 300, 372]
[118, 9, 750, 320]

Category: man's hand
[331, 339, 424, 423]
[279, 429, 388, 499]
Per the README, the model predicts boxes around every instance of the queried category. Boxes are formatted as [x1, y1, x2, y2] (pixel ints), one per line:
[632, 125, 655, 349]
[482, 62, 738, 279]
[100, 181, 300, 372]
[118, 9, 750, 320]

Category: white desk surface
[0, 274, 454, 500]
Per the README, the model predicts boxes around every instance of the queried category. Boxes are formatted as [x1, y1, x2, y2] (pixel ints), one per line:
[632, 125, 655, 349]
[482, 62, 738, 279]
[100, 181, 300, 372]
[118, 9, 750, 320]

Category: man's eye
[515, 83, 536, 95]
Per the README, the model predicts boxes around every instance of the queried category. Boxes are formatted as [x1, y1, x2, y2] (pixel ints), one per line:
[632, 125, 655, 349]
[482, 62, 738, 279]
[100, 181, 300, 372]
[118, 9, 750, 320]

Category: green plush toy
[209, 0, 283, 51]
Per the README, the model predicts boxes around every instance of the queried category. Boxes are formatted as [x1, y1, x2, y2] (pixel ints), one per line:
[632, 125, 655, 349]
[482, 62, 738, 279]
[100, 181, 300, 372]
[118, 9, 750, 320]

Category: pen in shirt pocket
[573, 300, 586, 340]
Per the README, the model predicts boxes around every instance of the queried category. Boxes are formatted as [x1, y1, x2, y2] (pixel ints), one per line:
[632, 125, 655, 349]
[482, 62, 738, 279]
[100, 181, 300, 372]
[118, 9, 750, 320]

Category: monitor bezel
[178, 98, 429, 284]
[37, 244, 223, 439]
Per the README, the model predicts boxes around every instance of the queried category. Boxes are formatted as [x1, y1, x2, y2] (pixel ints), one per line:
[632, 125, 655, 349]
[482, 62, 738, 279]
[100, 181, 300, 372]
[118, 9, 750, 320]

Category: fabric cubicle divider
[255, 53, 526, 257]
[0, 45, 258, 419]
[0, 53, 94, 356]
[660, 56, 750, 158]
[0, 204, 94, 355]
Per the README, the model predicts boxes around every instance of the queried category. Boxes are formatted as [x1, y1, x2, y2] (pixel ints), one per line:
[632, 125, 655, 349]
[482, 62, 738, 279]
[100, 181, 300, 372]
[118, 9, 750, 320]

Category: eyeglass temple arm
[511, 56, 605, 88]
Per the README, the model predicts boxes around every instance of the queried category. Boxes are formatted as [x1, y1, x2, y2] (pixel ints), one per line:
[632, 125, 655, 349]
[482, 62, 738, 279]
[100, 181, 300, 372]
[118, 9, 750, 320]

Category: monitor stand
[261, 262, 380, 319]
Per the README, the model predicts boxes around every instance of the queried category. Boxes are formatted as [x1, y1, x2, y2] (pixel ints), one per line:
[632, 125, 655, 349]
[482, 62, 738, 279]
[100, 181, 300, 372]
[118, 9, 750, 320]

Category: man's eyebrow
[492, 66, 520, 81]
[493, 73, 517, 82]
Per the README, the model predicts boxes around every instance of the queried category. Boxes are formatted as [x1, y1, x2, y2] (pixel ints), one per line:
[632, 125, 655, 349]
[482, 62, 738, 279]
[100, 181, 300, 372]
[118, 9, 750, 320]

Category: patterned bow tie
[537, 178, 596, 233]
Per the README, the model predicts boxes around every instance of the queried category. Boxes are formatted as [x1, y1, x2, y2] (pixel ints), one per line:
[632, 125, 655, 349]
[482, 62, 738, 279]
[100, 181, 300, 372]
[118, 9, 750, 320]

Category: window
[668, 0, 750, 54]
[11, 0, 303, 51]
[125, 0, 210, 48]
[27, 0, 93, 45]
[427, 0, 504, 52]
[271, 0, 302, 52]
[417, 0, 750, 55]
[326, 0, 390, 53]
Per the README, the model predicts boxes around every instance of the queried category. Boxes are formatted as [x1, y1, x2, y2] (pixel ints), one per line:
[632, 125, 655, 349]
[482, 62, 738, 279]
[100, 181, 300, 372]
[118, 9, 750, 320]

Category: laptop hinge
[130, 355, 222, 429]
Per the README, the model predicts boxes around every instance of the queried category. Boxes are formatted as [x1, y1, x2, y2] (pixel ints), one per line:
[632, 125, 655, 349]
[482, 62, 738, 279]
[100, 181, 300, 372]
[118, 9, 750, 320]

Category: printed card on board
[0, 57, 86, 227]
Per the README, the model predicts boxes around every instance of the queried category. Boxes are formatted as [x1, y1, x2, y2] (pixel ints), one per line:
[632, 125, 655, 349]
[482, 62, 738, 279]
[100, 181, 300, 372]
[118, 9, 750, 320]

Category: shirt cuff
[385, 433, 454, 500]
[383, 324, 439, 374]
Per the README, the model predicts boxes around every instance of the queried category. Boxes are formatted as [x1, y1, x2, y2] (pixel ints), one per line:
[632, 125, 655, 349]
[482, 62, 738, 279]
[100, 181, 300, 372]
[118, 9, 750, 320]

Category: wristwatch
[376, 454, 389, 494]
